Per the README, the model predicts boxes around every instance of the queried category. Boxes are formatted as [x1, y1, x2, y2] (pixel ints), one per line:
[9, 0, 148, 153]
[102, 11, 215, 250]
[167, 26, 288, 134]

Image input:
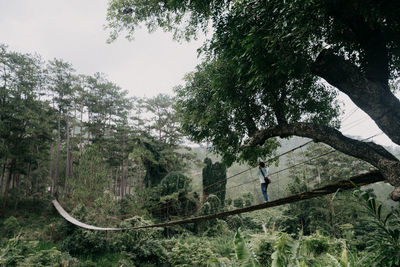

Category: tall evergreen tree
[202, 158, 227, 205]
[46, 59, 76, 196]
[0, 46, 51, 216]
[142, 94, 183, 147]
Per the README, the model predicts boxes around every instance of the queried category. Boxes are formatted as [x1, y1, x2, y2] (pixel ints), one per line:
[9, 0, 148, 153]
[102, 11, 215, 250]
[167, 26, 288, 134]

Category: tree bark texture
[54, 114, 61, 196]
[115, 168, 119, 196]
[36, 145, 41, 195]
[65, 113, 70, 196]
[80, 105, 83, 156]
[248, 122, 400, 200]
[25, 162, 31, 196]
[312, 49, 400, 146]
[1, 159, 15, 217]
[109, 168, 113, 193]
[0, 160, 6, 196]
[49, 142, 54, 195]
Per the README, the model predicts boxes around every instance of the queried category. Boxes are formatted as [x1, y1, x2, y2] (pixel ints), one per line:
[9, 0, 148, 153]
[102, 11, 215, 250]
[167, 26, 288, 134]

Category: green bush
[117, 197, 136, 215]
[196, 219, 231, 237]
[233, 198, 244, 208]
[242, 193, 254, 207]
[168, 238, 219, 266]
[43, 219, 73, 242]
[225, 215, 243, 231]
[92, 191, 120, 215]
[254, 237, 275, 267]
[159, 172, 192, 196]
[241, 216, 263, 231]
[147, 172, 199, 219]
[234, 231, 260, 267]
[61, 229, 108, 255]
[3, 216, 20, 237]
[78, 259, 97, 267]
[302, 233, 333, 256]
[123, 239, 169, 267]
[59, 202, 114, 255]
[0, 236, 77, 266]
[353, 188, 400, 266]
[201, 194, 221, 215]
[105, 216, 169, 265]
[113, 216, 163, 251]
[20, 247, 79, 266]
[208, 235, 235, 259]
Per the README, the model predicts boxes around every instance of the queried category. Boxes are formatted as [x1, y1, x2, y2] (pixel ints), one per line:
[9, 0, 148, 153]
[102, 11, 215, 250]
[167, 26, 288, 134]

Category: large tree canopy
[106, 0, 400, 200]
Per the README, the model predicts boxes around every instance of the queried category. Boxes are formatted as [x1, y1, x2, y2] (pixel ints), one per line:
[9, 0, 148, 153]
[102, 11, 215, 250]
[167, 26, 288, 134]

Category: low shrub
[123, 239, 169, 267]
[168, 238, 218, 266]
[61, 229, 108, 255]
[3, 216, 20, 237]
[0, 236, 77, 266]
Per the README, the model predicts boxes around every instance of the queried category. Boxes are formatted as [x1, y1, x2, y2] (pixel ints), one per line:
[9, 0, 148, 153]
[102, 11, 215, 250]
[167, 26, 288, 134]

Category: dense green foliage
[1, 45, 399, 265]
[0, 44, 194, 216]
[277, 143, 372, 236]
[105, 0, 400, 204]
[202, 158, 227, 205]
[146, 172, 199, 220]
[2, 2, 400, 265]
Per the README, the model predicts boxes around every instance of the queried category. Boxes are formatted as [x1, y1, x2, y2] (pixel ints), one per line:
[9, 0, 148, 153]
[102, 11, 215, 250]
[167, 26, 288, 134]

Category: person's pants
[261, 183, 269, 202]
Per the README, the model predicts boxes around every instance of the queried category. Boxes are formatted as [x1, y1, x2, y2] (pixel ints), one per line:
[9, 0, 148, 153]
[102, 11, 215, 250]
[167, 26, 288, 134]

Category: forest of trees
[1, 0, 400, 266]
[0, 44, 192, 217]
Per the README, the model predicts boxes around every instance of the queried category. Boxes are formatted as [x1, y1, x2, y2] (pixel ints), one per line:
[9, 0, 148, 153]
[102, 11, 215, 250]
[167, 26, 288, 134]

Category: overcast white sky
[0, 0, 204, 97]
[0, 0, 398, 148]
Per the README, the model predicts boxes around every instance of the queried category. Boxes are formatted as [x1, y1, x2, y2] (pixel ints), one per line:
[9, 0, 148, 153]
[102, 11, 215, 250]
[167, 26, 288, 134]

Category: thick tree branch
[247, 122, 400, 200]
[312, 49, 400, 145]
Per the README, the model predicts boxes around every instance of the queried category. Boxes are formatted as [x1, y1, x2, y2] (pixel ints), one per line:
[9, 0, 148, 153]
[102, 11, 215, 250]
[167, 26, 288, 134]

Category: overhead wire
[104, 131, 383, 221]
[100, 140, 315, 220]
[54, 170, 385, 230]
[178, 131, 384, 215]
[342, 107, 359, 122]
[129, 139, 315, 216]
[342, 118, 369, 132]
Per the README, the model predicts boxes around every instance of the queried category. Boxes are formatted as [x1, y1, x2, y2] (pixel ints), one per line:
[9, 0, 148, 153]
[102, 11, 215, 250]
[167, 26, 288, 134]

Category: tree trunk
[12, 171, 15, 190]
[129, 167, 133, 195]
[0, 159, 6, 196]
[1, 159, 15, 217]
[25, 162, 32, 196]
[115, 168, 118, 195]
[80, 105, 83, 156]
[328, 196, 335, 237]
[109, 168, 113, 192]
[54, 113, 61, 197]
[69, 152, 74, 179]
[312, 49, 400, 146]
[120, 165, 125, 198]
[69, 111, 74, 179]
[49, 142, 54, 195]
[15, 174, 21, 196]
[87, 112, 91, 145]
[35, 145, 41, 195]
[65, 112, 70, 196]
[73, 109, 76, 137]
[121, 133, 126, 197]
[248, 122, 400, 200]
